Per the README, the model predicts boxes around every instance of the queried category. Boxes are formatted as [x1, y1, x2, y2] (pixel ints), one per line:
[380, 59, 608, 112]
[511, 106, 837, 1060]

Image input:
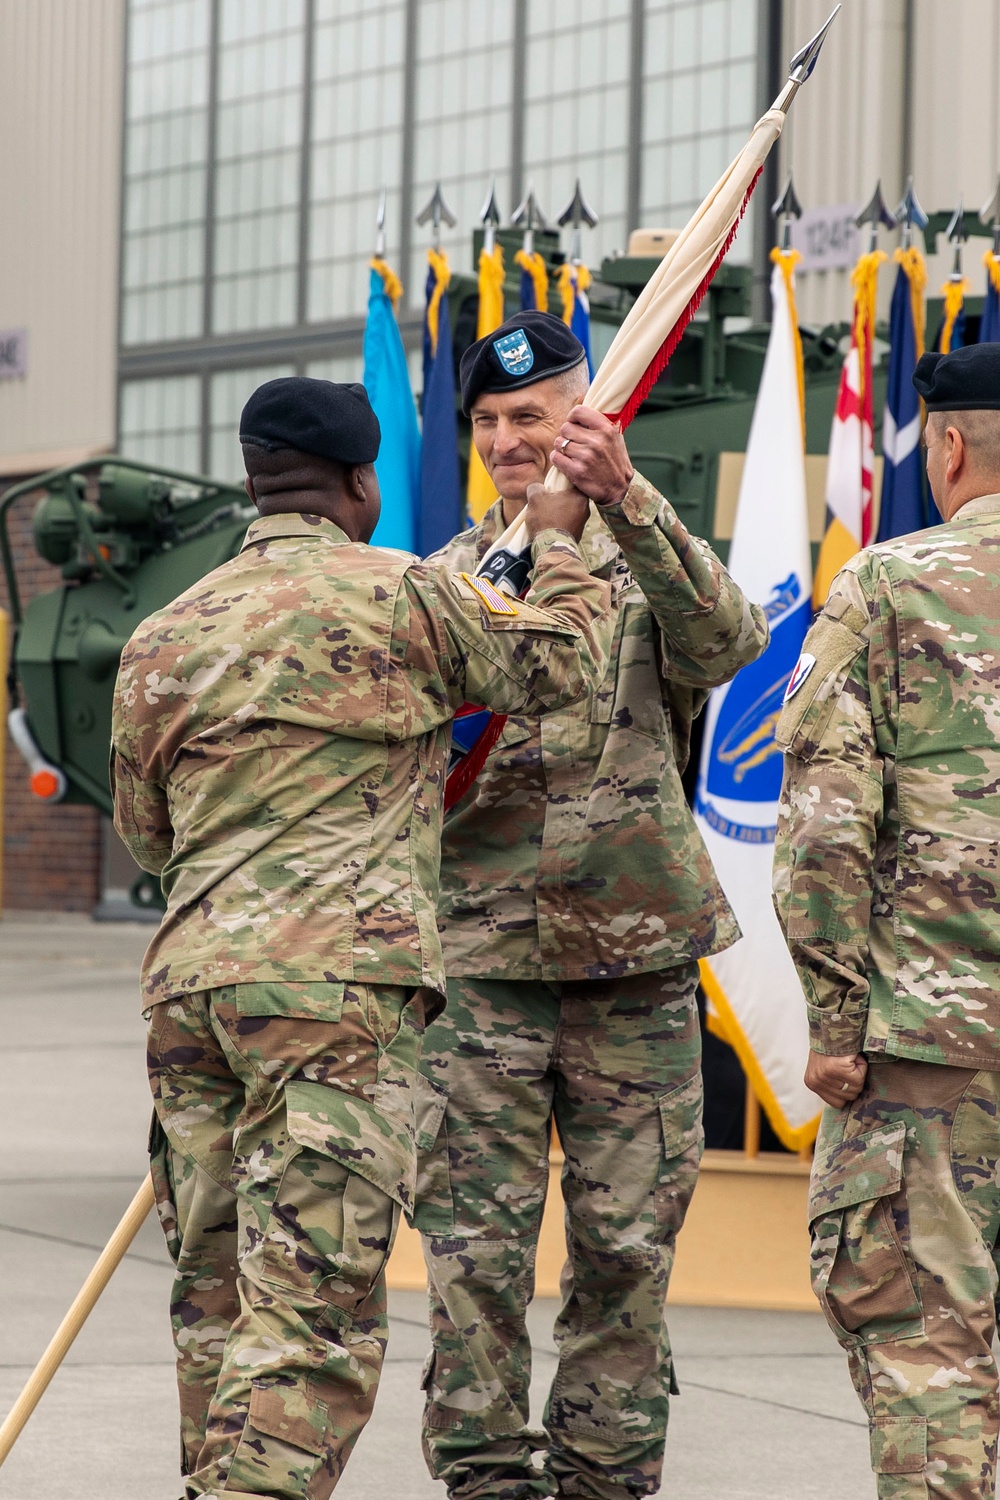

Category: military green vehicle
[0, 221, 978, 911]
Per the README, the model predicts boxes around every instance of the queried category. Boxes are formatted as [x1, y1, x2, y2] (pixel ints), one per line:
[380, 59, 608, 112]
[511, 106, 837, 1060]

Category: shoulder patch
[783, 653, 816, 703]
[461, 572, 519, 616]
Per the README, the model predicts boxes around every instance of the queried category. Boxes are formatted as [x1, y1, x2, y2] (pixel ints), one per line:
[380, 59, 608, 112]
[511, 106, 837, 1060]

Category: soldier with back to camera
[412, 311, 769, 1500]
[111, 375, 612, 1500]
[774, 342, 1000, 1498]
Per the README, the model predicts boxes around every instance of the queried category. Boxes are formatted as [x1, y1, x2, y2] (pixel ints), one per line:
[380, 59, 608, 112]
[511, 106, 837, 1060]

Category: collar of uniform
[240, 511, 351, 550]
[950, 491, 1000, 522]
[473, 496, 618, 575]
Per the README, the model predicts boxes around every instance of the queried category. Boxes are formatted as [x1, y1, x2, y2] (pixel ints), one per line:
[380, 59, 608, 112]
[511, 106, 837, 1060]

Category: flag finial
[374, 185, 387, 258]
[895, 177, 928, 251]
[775, 4, 840, 114]
[946, 198, 968, 278]
[479, 177, 501, 254]
[558, 179, 599, 264]
[512, 184, 549, 257]
[855, 181, 896, 253]
[980, 176, 1000, 254]
[416, 182, 457, 249]
[771, 173, 803, 252]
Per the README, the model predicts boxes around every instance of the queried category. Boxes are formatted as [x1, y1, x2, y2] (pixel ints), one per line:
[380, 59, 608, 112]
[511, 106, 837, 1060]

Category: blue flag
[877, 258, 930, 540]
[363, 266, 420, 552]
[419, 254, 462, 555]
[981, 255, 1000, 342]
[569, 267, 594, 378]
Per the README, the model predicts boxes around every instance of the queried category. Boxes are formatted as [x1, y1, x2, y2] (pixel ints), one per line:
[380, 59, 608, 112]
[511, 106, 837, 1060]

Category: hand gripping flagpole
[445, 5, 841, 809]
[0, 1175, 156, 1464]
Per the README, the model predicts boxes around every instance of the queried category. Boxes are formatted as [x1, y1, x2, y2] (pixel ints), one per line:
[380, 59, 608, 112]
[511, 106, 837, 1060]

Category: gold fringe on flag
[425, 247, 451, 357]
[851, 249, 886, 410]
[896, 246, 927, 357]
[770, 245, 805, 443]
[370, 257, 403, 311]
[515, 248, 549, 312]
[984, 247, 1000, 298]
[939, 276, 969, 355]
[556, 261, 591, 325]
[467, 244, 507, 523]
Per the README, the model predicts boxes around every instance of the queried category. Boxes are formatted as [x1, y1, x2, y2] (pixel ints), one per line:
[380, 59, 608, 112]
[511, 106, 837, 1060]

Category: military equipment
[1, 458, 252, 904]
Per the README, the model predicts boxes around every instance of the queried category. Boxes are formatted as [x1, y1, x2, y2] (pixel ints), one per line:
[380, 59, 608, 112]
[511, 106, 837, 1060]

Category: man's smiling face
[470, 378, 580, 506]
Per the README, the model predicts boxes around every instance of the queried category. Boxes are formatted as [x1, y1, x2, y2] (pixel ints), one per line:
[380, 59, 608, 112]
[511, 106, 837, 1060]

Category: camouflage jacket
[773, 493, 1000, 1068]
[111, 512, 611, 1008]
[430, 472, 769, 981]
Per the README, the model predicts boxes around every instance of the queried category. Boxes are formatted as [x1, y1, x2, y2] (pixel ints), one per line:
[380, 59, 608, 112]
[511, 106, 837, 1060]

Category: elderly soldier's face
[471, 381, 578, 506]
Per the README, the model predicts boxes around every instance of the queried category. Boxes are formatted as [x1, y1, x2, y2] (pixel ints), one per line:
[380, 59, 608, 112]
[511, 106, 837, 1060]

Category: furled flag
[419, 246, 462, 555]
[694, 250, 819, 1150]
[466, 238, 505, 523]
[981, 246, 1000, 342]
[516, 246, 549, 311]
[557, 262, 595, 377]
[876, 246, 928, 540]
[363, 259, 421, 552]
[813, 248, 884, 607]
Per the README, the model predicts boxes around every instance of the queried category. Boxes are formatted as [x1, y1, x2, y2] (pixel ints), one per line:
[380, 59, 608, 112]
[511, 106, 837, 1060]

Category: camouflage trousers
[810, 1058, 1000, 1498]
[146, 981, 430, 1499]
[411, 966, 703, 1500]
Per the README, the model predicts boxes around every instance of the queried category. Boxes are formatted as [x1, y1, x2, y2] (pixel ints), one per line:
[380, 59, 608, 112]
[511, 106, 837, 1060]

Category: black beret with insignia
[459, 310, 587, 416]
[239, 377, 381, 464]
[912, 344, 1000, 411]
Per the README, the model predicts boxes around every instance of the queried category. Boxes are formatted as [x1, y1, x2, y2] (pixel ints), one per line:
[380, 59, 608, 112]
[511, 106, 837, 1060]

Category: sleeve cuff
[530, 527, 584, 562]
[599, 471, 663, 528]
[806, 1002, 867, 1057]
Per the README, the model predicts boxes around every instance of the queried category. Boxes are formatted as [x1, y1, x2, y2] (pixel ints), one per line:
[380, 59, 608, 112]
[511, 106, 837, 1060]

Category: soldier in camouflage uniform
[111, 376, 612, 1500]
[412, 313, 769, 1500]
[773, 343, 1000, 1499]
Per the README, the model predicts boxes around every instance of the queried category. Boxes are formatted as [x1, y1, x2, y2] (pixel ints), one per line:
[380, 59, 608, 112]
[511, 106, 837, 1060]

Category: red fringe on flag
[606, 168, 762, 431]
[443, 711, 508, 811]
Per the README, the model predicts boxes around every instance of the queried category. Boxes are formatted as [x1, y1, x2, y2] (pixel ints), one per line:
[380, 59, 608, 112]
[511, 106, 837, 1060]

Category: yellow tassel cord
[370, 257, 403, 311]
[850, 249, 886, 413]
[985, 248, 1000, 300]
[770, 246, 805, 444]
[467, 244, 507, 522]
[939, 276, 969, 355]
[699, 960, 820, 1153]
[515, 248, 549, 313]
[556, 261, 592, 326]
[425, 247, 451, 358]
[476, 244, 505, 338]
[896, 246, 927, 358]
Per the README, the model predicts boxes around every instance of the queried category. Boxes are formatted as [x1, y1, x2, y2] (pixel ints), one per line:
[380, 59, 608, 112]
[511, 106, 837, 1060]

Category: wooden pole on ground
[743, 1083, 761, 1159]
[0, 1174, 155, 1465]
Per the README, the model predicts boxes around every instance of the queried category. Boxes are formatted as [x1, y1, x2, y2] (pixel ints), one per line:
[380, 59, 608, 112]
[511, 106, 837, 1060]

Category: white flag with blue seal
[694, 253, 820, 1149]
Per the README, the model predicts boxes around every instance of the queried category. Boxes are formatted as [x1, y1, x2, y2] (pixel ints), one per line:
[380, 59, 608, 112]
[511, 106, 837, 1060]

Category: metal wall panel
[0, 0, 124, 473]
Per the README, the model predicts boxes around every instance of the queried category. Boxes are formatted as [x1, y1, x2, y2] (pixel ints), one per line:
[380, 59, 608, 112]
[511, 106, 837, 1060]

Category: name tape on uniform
[462, 573, 519, 616]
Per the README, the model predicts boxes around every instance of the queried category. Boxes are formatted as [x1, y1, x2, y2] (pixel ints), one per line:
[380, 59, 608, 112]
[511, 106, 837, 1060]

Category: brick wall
[1, 483, 102, 912]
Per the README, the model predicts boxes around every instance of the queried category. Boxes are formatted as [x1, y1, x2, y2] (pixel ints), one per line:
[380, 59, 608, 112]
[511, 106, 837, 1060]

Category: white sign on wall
[0, 328, 28, 379]
[791, 205, 860, 273]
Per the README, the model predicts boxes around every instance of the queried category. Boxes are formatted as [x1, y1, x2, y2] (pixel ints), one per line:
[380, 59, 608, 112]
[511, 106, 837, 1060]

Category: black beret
[460, 310, 587, 415]
[913, 345, 1000, 411]
[239, 376, 380, 464]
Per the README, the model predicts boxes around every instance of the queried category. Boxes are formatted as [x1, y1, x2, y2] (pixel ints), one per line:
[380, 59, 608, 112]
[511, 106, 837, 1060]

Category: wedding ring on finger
[840, 1081, 852, 1093]
[560, 437, 571, 451]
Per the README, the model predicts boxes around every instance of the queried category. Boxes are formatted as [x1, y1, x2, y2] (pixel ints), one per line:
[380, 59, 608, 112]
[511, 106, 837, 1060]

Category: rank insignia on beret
[493, 330, 534, 377]
[461, 572, 519, 615]
[783, 653, 816, 702]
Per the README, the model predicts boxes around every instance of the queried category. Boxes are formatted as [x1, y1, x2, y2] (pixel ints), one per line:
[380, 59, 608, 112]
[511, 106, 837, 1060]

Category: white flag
[694, 258, 821, 1150]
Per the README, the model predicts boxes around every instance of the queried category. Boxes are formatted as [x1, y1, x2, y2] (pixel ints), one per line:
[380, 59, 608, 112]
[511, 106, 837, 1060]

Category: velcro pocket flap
[245, 1378, 327, 1457]
[776, 606, 868, 760]
[284, 1078, 414, 1210]
[808, 1122, 905, 1223]
[658, 1072, 704, 1157]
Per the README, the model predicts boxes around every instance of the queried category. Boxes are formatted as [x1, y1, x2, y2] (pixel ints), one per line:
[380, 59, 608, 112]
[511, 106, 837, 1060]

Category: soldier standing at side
[110, 376, 612, 1500]
[412, 312, 769, 1500]
[774, 342, 1000, 1498]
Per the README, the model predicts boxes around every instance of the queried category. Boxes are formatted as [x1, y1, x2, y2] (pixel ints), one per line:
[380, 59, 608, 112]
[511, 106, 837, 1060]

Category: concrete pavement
[0, 913, 875, 1499]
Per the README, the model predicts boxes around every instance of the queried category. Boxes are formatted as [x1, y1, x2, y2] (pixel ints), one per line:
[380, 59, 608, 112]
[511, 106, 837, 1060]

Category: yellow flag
[467, 244, 506, 522]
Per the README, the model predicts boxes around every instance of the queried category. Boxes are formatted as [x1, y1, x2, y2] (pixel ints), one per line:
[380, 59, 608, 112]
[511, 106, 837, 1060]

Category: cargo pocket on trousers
[261, 1079, 409, 1317]
[225, 1376, 332, 1492]
[410, 1072, 453, 1234]
[808, 1121, 922, 1345]
[871, 1415, 928, 1475]
[655, 1073, 704, 1243]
